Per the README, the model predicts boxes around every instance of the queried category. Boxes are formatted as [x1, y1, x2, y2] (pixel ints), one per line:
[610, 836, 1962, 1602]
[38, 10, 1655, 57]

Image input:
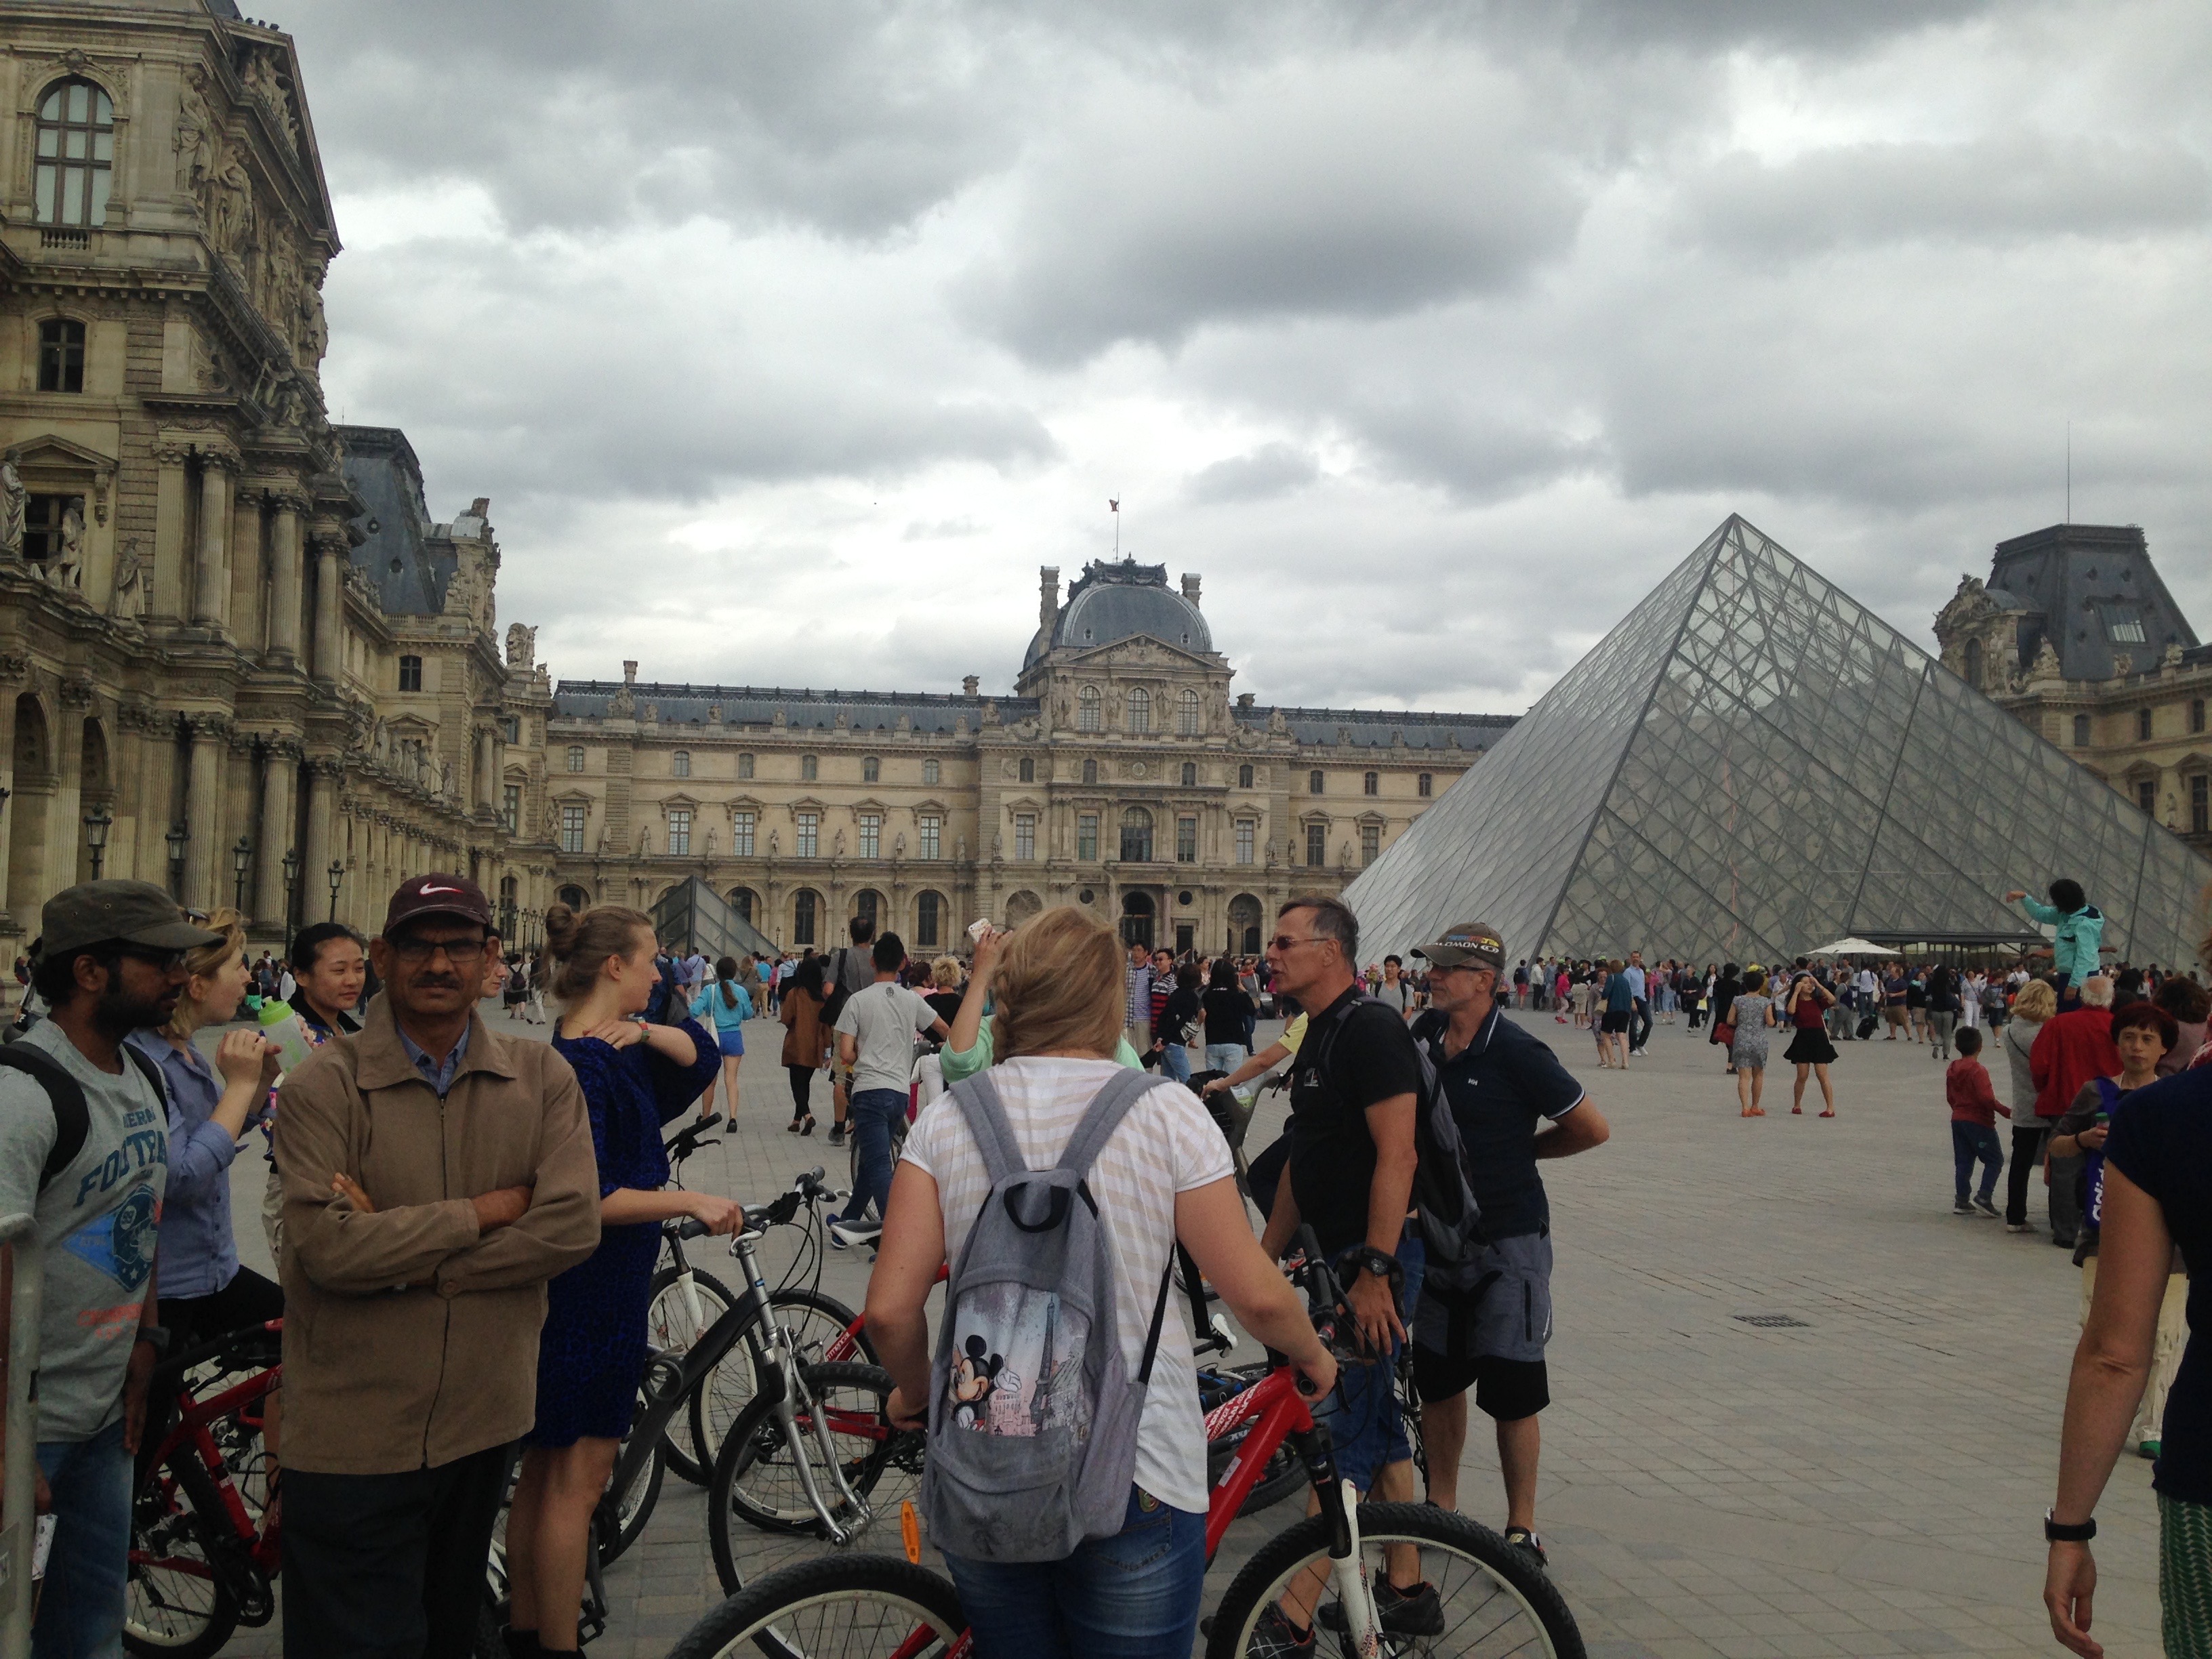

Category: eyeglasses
[117, 945, 188, 972]
[1267, 935, 1327, 954]
[391, 936, 488, 966]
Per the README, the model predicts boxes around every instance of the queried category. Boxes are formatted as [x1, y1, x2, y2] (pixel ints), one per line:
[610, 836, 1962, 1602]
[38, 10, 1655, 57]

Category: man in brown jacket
[274, 874, 600, 1658]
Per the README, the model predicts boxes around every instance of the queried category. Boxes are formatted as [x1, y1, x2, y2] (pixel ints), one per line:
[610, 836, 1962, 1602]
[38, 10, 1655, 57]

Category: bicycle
[666, 1226, 1585, 1658]
[124, 1319, 285, 1659]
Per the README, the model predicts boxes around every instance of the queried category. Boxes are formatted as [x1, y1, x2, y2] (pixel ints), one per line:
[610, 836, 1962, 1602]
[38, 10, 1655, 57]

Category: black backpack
[0, 1041, 167, 1194]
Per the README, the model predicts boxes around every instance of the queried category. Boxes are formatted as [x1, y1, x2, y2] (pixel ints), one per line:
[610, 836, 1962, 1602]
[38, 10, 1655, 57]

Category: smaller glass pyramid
[1347, 516, 2212, 970]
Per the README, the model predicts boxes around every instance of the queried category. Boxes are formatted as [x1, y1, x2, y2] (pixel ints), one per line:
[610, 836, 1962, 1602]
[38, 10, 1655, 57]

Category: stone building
[1935, 523, 2212, 853]
[546, 560, 1513, 956]
[0, 0, 541, 943]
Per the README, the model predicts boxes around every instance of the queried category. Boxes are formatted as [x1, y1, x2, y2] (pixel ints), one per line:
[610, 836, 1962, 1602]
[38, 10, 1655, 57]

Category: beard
[90, 972, 177, 1040]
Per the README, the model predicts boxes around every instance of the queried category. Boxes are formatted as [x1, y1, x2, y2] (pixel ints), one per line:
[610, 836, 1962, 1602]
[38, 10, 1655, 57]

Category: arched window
[801, 754, 819, 781]
[1078, 687, 1101, 732]
[853, 890, 881, 935]
[557, 884, 590, 910]
[1362, 771, 1378, 796]
[1127, 688, 1151, 734]
[566, 745, 585, 773]
[915, 890, 943, 949]
[1229, 894, 1263, 956]
[1082, 758, 1098, 785]
[34, 79, 115, 228]
[1963, 638, 1983, 687]
[1176, 689, 1201, 735]
[863, 755, 880, 783]
[1181, 762, 1197, 787]
[672, 750, 691, 777]
[1120, 807, 1153, 863]
[727, 887, 757, 926]
[2073, 714, 2091, 747]
[1006, 890, 1043, 927]
[793, 888, 820, 946]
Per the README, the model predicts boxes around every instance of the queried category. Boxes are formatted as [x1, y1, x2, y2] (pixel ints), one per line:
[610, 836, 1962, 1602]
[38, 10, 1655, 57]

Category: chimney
[1181, 572, 1202, 606]
[1039, 566, 1061, 632]
[622, 660, 638, 684]
[962, 675, 980, 697]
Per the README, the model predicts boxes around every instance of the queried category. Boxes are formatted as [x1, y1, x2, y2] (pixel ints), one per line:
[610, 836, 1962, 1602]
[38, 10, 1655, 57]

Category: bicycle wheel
[1205, 1501, 1584, 1659]
[599, 1405, 668, 1568]
[648, 1263, 739, 1484]
[124, 1451, 241, 1659]
[1200, 1363, 1305, 1519]
[688, 1287, 873, 1474]
[670, 1554, 964, 1659]
[707, 1362, 924, 1592]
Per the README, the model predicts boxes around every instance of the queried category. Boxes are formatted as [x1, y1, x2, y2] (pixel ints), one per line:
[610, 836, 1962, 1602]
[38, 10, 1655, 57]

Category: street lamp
[281, 848, 300, 930]
[231, 836, 253, 916]
[165, 824, 188, 899]
[82, 804, 112, 880]
[326, 859, 344, 922]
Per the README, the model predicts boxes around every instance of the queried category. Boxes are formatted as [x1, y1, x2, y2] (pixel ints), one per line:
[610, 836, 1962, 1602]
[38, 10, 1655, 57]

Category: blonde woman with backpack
[865, 906, 1334, 1658]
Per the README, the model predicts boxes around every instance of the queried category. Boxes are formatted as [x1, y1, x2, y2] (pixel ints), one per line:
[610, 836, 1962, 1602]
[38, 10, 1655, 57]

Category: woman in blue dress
[504, 903, 741, 1656]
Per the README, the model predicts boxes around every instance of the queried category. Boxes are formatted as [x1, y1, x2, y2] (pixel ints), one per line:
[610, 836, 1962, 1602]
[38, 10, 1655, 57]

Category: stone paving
[209, 999, 2156, 1656]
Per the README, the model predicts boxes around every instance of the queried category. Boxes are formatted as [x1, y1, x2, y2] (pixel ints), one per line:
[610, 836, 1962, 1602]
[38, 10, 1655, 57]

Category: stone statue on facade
[768, 830, 781, 857]
[1268, 708, 1288, 735]
[213, 152, 255, 261]
[110, 540, 145, 620]
[0, 461, 23, 556]
[49, 501, 84, 592]
[834, 828, 846, 857]
[506, 622, 537, 668]
[176, 68, 217, 204]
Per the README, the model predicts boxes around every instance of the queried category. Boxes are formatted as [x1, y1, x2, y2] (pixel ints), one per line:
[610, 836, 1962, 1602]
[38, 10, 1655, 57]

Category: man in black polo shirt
[1258, 894, 1435, 1643]
[1410, 920, 1609, 1570]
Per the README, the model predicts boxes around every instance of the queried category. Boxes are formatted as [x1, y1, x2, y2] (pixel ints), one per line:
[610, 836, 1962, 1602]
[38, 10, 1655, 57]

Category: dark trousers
[787, 1063, 816, 1119]
[1630, 997, 1652, 1051]
[2006, 1124, 2048, 1226]
[282, 1440, 512, 1659]
[1951, 1122, 2003, 1202]
[2049, 1147, 2085, 1244]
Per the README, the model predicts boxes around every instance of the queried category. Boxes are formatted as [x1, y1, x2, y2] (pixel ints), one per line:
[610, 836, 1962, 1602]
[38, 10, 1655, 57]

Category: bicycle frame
[130, 1353, 283, 1603]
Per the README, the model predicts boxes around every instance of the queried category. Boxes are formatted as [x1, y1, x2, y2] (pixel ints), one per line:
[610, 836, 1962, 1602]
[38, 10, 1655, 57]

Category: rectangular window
[567, 745, 585, 773]
[2101, 604, 2148, 644]
[1306, 823, 1326, 867]
[1235, 819, 1254, 865]
[2138, 780, 2157, 815]
[1418, 773, 1432, 798]
[1363, 772, 1378, 796]
[672, 750, 692, 777]
[668, 808, 692, 857]
[920, 815, 941, 860]
[801, 754, 818, 782]
[1015, 813, 1036, 861]
[1239, 764, 1254, 789]
[796, 811, 819, 858]
[1176, 815, 1197, 863]
[1361, 824, 1380, 865]
[916, 890, 941, 949]
[37, 320, 84, 392]
[733, 811, 756, 857]
[922, 758, 941, 785]
[559, 803, 586, 854]
[500, 715, 520, 743]
[398, 655, 423, 692]
[1019, 758, 1035, 783]
[1308, 770, 1324, 795]
[859, 813, 881, 859]
[22, 495, 74, 562]
[738, 753, 755, 779]
[1078, 813, 1099, 861]
[2194, 775, 2209, 836]
[2073, 714, 2091, 747]
[863, 756, 880, 783]
[501, 784, 520, 834]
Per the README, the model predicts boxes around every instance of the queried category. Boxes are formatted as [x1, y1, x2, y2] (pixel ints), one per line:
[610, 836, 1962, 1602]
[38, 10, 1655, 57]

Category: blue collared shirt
[397, 1022, 472, 1097]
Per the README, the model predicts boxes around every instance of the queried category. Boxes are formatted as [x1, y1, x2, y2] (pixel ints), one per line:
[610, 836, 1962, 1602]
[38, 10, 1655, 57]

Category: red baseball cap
[382, 872, 495, 936]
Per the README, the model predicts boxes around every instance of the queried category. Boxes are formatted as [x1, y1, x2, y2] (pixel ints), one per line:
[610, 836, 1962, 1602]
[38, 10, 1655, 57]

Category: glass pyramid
[1347, 516, 2212, 970]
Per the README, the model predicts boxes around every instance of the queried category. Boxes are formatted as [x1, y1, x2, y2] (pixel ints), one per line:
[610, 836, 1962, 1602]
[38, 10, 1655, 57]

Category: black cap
[37, 880, 224, 960]
[382, 872, 495, 937]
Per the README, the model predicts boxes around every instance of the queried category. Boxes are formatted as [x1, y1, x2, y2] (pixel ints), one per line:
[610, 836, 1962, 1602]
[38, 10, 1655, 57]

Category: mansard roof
[1988, 524, 2200, 682]
[551, 684, 1035, 735]
[1025, 558, 1214, 668]
[337, 425, 451, 617]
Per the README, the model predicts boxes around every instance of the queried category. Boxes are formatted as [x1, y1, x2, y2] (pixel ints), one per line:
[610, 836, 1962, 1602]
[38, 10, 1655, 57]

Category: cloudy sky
[281, 0, 2212, 714]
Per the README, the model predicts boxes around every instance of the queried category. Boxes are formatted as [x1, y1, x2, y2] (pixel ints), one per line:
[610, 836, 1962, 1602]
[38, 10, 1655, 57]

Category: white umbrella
[1805, 936, 1899, 957]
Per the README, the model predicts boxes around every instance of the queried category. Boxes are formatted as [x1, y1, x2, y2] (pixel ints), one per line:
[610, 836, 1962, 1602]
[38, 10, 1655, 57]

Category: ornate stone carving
[176, 66, 217, 205]
[186, 711, 232, 741]
[240, 47, 302, 152]
[57, 678, 94, 711]
[505, 623, 537, 669]
[0, 461, 22, 557]
[47, 501, 85, 593]
[212, 148, 255, 262]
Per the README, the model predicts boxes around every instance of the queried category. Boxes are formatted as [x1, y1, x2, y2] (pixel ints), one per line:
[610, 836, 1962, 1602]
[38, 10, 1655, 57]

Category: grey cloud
[1683, 134, 2212, 258]
[1185, 443, 1320, 504]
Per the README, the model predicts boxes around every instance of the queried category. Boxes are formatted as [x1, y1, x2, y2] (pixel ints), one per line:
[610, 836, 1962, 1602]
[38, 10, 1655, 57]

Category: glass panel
[37, 127, 57, 158]
[39, 88, 60, 119]
[64, 129, 85, 160]
[92, 90, 110, 124]
[61, 169, 82, 224]
[66, 83, 85, 123]
[34, 167, 54, 222]
[89, 171, 109, 226]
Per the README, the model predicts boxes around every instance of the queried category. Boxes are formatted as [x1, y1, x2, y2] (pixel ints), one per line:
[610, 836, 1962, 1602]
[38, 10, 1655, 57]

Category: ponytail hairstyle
[162, 906, 249, 1040]
[716, 955, 741, 1008]
[541, 902, 654, 1007]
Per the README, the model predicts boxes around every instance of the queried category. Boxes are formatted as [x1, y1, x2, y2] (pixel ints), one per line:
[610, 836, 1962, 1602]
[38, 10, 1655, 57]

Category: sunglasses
[117, 945, 188, 972]
[1267, 935, 1329, 953]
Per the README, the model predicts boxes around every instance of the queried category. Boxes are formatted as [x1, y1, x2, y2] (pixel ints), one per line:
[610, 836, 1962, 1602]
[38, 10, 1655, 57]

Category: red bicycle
[670, 1229, 1585, 1658]
[124, 1319, 283, 1659]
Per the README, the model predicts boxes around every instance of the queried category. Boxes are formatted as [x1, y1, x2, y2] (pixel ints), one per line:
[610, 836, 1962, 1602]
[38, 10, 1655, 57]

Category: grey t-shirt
[833, 981, 939, 1097]
[832, 947, 876, 1004]
[0, 1020, 169, 1441]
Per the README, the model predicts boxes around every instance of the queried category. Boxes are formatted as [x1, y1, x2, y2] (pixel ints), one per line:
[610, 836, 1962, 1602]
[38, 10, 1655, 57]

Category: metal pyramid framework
[1347, 515, 2212, 970]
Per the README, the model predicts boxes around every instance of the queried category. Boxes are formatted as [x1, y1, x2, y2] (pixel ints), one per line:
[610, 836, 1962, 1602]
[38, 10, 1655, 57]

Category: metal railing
[0, 1214, 39, 1658]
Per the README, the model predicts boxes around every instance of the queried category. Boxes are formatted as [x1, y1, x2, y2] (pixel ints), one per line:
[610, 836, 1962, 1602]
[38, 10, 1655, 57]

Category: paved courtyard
[212, 1001, 2150, 1656]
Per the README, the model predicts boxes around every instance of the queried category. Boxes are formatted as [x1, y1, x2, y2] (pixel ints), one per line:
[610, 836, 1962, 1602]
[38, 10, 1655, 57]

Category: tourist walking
[1597, 959, 1633, 1069]
[1729, 968, 1776, 1115]
[1710, 964, 1743, 1071]
[1202, 956, 1256, 1076]
[2034, 975, 2122, 1250]
[1158, 960, 1202, 1084]
[865, 905, 1334, 1658]
[688, 952, 754, 1122]
[1926, 964, 1962, 1060]
[1944, 1027, 2008, 1216]
[1783, 964, 1839, 1115]
[830, 933, 950, 1249]
[778, 954, 832, 1134]
[2002, 978, 2059, 1233]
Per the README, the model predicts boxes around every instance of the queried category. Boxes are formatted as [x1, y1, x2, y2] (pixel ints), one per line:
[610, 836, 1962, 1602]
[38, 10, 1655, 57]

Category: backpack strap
[0, 1044, 90, 1193]
[1053, 1067, 1166, 1179]
[945, 1069, 1027, 1187]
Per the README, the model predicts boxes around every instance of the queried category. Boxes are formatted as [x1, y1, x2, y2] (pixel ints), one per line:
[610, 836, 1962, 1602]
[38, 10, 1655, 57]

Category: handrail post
[0, 1216, 43, 1659]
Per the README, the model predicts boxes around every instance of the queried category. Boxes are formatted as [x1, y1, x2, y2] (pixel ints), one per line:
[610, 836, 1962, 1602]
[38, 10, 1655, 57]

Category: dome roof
[1025, 560, 1213, 667]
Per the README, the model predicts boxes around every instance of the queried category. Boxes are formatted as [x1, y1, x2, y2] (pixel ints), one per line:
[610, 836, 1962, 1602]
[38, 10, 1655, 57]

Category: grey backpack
[918, 1067, 1175, 1563]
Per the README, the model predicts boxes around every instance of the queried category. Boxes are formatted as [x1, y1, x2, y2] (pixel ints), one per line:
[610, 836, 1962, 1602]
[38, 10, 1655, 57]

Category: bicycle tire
[123, 1449, 242, 1659]
[670, 1553, 964, 1659]
[1204, 1500, 1584, 1659]
[687, 1287, 874, 1474]
[647, 1263, 739, 1484]
[599, 1420, 667, 1568]
[707, 1362, 924, 1593]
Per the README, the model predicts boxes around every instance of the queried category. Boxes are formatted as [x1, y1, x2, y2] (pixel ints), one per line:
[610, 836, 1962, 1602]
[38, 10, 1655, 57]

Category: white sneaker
[829, 1218, 884, 1252]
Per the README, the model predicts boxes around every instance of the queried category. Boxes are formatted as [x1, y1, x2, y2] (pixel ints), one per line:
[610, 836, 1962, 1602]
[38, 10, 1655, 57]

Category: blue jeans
[1952, 1122, 2003, 1202]
[944, 1485, 1206, 1659]
[841, 1088, 907, 1223]
[1204, 1042, 1246, 1078]
[1313, 1231, 1425, 1493]
[35, 1418, 131, 1659]
[1159, 1042, 1191, 1084]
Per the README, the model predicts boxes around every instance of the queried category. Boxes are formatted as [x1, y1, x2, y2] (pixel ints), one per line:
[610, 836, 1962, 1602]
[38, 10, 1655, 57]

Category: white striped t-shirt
[899, 1056, 1233, 1515]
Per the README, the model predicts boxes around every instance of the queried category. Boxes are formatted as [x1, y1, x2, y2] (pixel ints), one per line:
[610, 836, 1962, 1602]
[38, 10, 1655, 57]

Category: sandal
[1791, 1105, 1802, 1114]
[801, 1115, 817, 1136]
[787, 1118, 802, 1133]
[1819, 1110, 1835, 1118]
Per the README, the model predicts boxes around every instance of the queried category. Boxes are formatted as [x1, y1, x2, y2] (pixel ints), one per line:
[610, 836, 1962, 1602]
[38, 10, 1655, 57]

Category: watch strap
[2045, 1509, 2095, 1543]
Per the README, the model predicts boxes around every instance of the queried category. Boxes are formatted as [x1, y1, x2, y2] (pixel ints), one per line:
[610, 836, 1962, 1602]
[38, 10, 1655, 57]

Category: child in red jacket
[1947, 1026, 2012, 1216]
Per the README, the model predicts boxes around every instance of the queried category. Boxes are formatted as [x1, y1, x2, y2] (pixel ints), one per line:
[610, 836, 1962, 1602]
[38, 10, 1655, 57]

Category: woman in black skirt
[1783, 966, 1839, 1116]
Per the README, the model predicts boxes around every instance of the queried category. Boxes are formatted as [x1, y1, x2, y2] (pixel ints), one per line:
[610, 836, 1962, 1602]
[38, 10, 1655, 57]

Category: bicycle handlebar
[663, 1112, 724, 1162]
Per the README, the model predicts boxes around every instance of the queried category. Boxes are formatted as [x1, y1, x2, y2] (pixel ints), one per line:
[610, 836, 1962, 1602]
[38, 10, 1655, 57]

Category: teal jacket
[2017, 897, 2105, 983]
[689, 982, 754, 1033]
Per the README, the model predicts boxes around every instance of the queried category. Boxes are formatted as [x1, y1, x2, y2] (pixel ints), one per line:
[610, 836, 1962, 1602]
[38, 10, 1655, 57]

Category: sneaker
[1973, 1195, 2000, 1217]
[827, 1125, 846, 1147]
[1952, 1199, 1973, 1214]
[2141, 1437, 2161, 1460]
[2006, 1223, 2032, 1233]
[1243, 1603, 1315, 1656]
[828, 1218, 883, 1252]
[1318, 1579, 1443, 1638]
[1503, 1526, 1548, 1570]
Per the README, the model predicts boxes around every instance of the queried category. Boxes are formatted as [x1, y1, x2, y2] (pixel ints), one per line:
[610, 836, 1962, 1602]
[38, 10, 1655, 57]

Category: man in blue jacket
[2007, 879, 2104, 1009]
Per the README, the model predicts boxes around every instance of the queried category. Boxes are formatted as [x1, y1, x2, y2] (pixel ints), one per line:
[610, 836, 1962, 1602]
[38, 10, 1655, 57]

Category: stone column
[183, 714, 229, 912]
[193, 452, 236, 627]
[476, 727, 497, 813]
[150, 440, 192, 621]
[302, 758, 342, 922]
[267, 493, 306, 665]
[228, 486, 265, 649]
[254, 740, 299, 926]
[310, 529, 345, 685]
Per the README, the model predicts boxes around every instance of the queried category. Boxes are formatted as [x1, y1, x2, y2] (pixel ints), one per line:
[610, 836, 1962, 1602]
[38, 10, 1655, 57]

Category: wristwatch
[1351, 1246, 1399, 1282]
[134, 1324, 171, 1357]
[2044, 1509, 2096, 1543]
